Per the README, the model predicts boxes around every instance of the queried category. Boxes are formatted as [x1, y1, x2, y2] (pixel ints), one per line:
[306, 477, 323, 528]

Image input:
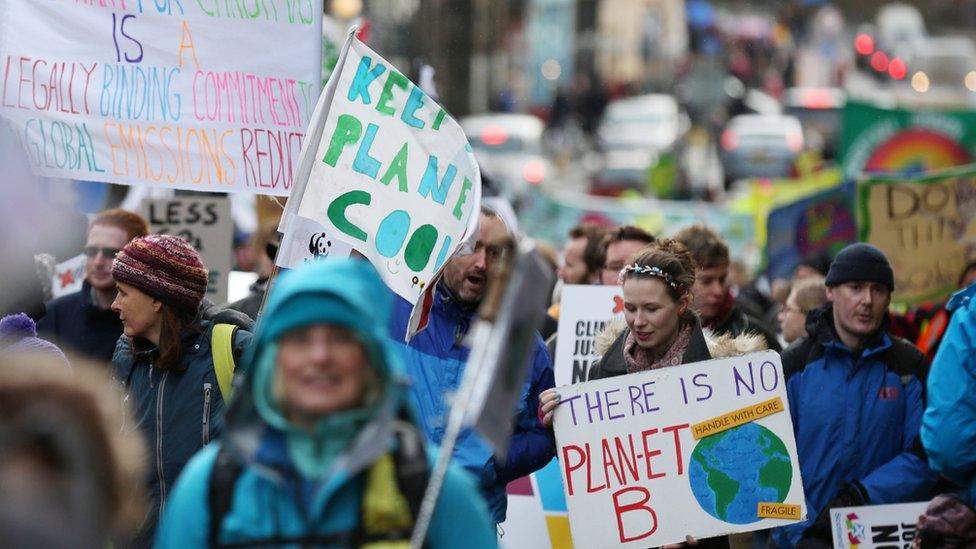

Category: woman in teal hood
[156, 259, 496, 548]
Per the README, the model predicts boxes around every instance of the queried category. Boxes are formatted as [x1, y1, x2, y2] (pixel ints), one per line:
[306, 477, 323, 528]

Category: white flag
[279, 33, 481, 312]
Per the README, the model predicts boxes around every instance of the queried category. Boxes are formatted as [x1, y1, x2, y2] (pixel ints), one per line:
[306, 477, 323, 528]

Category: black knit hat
[825, 243, 894, 291]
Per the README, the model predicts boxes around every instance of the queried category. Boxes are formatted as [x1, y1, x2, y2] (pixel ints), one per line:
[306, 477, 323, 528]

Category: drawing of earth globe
[689, 422, 792, 524]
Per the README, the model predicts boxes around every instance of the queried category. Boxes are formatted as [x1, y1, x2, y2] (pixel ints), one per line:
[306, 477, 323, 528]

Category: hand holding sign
[552, 351, 806, 547]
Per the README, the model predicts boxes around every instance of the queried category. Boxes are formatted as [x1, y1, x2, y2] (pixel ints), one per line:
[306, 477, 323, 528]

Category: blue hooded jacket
[389, 282, 556, 522]
[156, 260, 495, 548]
[772, 305, 936, 547]
[923, 283, 976, 505]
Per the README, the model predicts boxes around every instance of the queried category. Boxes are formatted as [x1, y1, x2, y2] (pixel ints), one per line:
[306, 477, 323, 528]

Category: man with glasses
[598, 225, 655, 285]
[388, 205, 556, 524]
[38, 208, 149, 362]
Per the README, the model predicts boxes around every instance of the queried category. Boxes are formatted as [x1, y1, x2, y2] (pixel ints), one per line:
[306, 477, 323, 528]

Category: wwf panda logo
[308, 233, 332, 258]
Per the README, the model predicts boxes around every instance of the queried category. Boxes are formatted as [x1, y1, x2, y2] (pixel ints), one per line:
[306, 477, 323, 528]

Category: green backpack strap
[211, 323, 237, 401]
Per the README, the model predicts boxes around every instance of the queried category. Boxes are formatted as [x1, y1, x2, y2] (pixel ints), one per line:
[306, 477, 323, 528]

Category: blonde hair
[791, 276, 827, 314]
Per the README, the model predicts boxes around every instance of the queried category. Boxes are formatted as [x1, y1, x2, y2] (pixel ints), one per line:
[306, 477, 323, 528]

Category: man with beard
[388, 205, 555, 524]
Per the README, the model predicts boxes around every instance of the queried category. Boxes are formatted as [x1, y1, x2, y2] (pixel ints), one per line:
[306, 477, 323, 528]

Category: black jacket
[37, 280, 123, 363]
[588, 315, 712, 381]
[712, 304, 782, 353]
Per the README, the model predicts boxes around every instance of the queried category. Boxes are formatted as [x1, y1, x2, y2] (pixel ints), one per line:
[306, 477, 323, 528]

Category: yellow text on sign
[691, 397, 785, 440]
[757, 502, 802, 520]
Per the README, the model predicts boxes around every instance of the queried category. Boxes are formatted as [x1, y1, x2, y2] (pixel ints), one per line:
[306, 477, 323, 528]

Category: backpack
[210, 323, 238, 401]
[206, 416, 429, 548]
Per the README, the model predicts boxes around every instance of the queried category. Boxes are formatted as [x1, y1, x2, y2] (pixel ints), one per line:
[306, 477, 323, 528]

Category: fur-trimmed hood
[0, 353, 146, 546]
[595, 319, 769, 358]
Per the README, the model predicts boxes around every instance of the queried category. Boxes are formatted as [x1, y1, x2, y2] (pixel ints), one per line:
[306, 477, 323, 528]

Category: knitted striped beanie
[112, 234, 208, 313]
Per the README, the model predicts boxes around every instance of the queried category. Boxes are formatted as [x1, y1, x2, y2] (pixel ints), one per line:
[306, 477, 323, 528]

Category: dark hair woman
[109, 235, 252, 547]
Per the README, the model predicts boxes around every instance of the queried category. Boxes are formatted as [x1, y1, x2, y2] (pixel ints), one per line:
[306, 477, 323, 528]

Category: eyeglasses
[781, 304, 805, 315]
[84, 246, 122, 259]
[457, 241, 508, 262]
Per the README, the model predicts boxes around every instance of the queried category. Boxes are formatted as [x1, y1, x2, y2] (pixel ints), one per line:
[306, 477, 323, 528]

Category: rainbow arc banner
[841, 101, 976, 180]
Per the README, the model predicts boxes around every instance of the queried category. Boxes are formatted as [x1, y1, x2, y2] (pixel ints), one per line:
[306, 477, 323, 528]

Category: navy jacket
[772, 305, 937, 547]
[389, 284, 556, 522]
[38, 280, 123, 362]
[112, 309, 251, 546]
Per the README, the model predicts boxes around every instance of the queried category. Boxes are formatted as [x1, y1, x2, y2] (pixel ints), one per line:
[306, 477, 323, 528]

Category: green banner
[841, 100, 976, 180]
[858, 164, 976, 305]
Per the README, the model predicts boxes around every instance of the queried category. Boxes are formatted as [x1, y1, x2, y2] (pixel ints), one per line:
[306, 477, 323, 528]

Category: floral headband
[618, 264, 680, 291]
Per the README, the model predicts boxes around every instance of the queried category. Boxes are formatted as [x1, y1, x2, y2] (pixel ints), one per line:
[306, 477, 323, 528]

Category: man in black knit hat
[772, 243, 937, 547]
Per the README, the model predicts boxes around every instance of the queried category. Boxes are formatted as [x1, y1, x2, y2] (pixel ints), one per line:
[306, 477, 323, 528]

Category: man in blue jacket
[774, 243, 937, 547]
[389, 205, 556, 523]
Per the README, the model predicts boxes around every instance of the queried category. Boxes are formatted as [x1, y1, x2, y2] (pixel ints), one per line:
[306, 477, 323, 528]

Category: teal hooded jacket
[156, 259, 496, 548]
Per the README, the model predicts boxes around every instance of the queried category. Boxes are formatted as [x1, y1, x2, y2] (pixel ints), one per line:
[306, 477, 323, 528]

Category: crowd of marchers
[2, 204, 976, 548]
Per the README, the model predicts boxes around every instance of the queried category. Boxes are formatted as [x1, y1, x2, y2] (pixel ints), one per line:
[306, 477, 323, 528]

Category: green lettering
[405, 224, 438, 272]
[453, 177, 473, 220]
[322, 114, 363, 167]
[376, 71, 409, 117]
[432, 108, 447, 131]
[380, 143, 410, 192]
[326, 190, 371, 242]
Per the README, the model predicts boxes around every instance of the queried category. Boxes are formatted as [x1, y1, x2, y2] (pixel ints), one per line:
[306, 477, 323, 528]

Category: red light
[888, 57, 907, 80]
[854, 34, 875, 56]
[522, 161, 545, 184]
[721, 130, 738, 151]
[801, 89, 835, 109]
[480, 126, 508, 146]
[870, 51, 889, 73]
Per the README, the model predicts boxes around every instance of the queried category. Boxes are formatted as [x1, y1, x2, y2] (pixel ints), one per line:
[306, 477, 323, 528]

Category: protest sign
[274, 215, 352, 268]
[830, 502, 927, 549]
[51, 253, 86, 299]
[553, 351, 806, 547]
[0, 1, 322, 195]
[553, 285, 624, 386]
[521, 187, 756, 265]
[142, 196, 233, 303]
[858, 164, 976, 305]
[841, 100, 976, 180]
[766, 183, 856, 280]
[283, 34, 480, 306]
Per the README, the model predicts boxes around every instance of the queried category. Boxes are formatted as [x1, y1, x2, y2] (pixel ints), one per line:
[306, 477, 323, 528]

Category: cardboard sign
[553, 351, 806, 547]
[553, 285, 624, 386]
[283, 34, 480, 305]
[51, 253, 86, 299]
[765, 183, 856, 280]
[830, 502, 927, 549]
[858, 165, 976, 304]
[142, 197, 233, 304]
[0, 1, 322, 195]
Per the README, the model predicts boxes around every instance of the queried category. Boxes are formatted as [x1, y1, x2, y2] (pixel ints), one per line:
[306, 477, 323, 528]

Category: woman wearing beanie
[109, 234, 252, 547]
[155, 259, 495, 548]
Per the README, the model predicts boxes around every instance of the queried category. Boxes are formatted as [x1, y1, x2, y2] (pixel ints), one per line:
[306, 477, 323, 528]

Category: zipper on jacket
[156, 371, 169, 516]
[202, 383, 212, 446]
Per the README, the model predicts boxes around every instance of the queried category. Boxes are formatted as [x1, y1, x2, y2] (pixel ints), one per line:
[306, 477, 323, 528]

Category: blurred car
[596, 94, 689, 152]
[899, 36, 976, 108]
[720, 114, 803, 186]
[460, 113, 552, 201]
[783, 87, 845, 159]
[589, 149, 656, 197]
[875, 3, 926, 60]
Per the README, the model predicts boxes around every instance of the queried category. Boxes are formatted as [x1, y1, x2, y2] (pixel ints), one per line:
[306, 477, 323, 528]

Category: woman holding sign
[540, 240, 729, 549]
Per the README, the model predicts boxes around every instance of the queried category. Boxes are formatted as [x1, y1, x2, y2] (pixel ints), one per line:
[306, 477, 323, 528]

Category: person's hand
[538, 389, 561, 428]
[662, 535, 698, 548]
